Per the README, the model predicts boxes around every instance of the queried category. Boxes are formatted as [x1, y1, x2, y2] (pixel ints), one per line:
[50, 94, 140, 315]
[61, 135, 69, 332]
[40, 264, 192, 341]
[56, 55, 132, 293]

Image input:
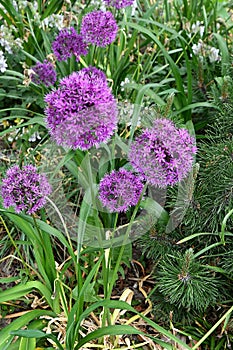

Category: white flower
[29, 131, 41, 142]
[0, 50, 7, 73]
[90, 0, 106, 10]
[192, 40, 205, 56]
[209, 47, 221, 63]
[191, 21, 205, 38]
[41, 14, 65, 30]
[120, 77, 131, 91]
[131, 0, 137, 16]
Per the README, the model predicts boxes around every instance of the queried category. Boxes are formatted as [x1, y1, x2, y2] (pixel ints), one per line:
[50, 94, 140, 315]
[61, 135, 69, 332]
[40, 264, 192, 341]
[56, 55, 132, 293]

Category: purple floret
[1, 165, 52, 214]
[44, 66, 118, 150]
[128, 118, 197, 188]
[103, 0, 135, 9]
[99, 168, 143, 213]
[31, 59, 56, 87]
[81, 10, 118, 47]
[52, 27, 88, 61]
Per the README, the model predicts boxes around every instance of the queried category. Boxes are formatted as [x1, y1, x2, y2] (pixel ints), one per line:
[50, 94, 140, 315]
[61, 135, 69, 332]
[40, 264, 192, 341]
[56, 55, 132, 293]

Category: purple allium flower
[128, 118, 197, 188]
[44, 66, 118, 150]
[103, 0, 135, 9]
[99, 168, 143, 213]
[31, 59, 57, 87]
[1, 165, 52, 214]
[81, 10, 118, 47]
[52, 27, 88, 61]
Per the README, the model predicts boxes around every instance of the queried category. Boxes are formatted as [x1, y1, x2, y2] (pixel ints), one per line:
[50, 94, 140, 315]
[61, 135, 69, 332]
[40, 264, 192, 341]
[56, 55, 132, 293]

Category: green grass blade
[213, 33, 230, 76]
[74, 325, 145, 349]
[0, 281, 53, 308]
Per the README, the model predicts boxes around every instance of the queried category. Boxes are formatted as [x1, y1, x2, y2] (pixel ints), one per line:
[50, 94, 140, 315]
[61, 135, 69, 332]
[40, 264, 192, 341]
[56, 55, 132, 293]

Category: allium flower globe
[128, 118, 197, 188]
[104, 0, 135, 9]
[99, 169, 143, 213]
[81, 10, 118, 47]
[45, 66, 118, 150]
[1, 165, 52, 214]
[52, 27, 88, 61]
[31, 59, 56, 87]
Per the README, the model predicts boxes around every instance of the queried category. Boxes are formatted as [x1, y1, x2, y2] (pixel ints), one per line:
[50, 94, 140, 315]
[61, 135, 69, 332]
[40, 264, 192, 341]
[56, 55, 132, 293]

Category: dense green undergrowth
[0, 0, 233, 349]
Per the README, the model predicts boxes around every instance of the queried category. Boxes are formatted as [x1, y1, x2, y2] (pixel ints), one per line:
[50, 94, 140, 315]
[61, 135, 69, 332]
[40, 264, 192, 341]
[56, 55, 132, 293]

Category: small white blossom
[192, 40, 205, 56]
[0, 50, 7, 73]
[191, 21, 205, 37]
[90, 0, 106, 10]
[208, 47, 221, 63]
[29, 131, 41, 142]
[12, 0, 19, 11]
[131, 0, 138, 16]
[120, 77, 131, 91]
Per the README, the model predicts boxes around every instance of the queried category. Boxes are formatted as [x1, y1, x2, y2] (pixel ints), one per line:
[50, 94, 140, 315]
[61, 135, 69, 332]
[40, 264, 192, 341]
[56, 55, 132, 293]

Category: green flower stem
[106, 183, 148, 301]
[45, 196, 74, 255]
[102, 213, 119, 327]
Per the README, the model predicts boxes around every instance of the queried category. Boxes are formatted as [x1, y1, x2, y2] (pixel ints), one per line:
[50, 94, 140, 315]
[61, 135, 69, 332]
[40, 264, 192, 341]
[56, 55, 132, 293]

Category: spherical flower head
[99, 169, 143, 213]
[44, 66, 118, 150]
[31, 59, 57, 87]
[52, 27, 88, 61]
[1, 165, 52, 214]
[128, 118, 197, 188]
[103, 0, 135, 9]
[81, 10, 118, 47]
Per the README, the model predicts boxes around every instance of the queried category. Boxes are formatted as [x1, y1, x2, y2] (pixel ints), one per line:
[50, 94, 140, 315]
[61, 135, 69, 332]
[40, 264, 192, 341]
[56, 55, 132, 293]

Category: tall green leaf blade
[19, 337, 36, 350]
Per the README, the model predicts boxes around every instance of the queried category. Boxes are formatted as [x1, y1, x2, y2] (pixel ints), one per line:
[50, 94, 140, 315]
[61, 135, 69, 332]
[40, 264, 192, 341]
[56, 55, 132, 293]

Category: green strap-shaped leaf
[19, 337, 36, 350]
[0, 310, 55, 350]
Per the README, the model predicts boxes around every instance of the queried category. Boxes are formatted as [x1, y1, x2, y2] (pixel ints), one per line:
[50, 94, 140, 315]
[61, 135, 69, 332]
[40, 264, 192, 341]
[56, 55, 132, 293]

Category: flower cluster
[45, 66, 118, 150]
[0, 24, 23, 54]
[41, 14, 65, 31]
[81, 10, 118, 47]
[192, 39, 221, 63]
[99, 169, 143, 212]
[104, 0, 135, 9]
[128, 118, 196, 188]
[1, 165, 52, 214]
[31, 59, 56, 87]
[52, 27, 88, 61]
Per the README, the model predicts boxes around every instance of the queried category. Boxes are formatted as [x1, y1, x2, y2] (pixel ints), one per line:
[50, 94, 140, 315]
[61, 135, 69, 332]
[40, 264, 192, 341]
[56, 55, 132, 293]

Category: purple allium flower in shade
[44, 66, 118, 150]
[31, 59, 57, 87]
[128, 118, 197, 188]
[52, 27, 88, 61]
[1, 165, 52, 214]
[99, 168, 143, 213]
[81, 10, 118, 47]
[103, 0, 135, 9]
